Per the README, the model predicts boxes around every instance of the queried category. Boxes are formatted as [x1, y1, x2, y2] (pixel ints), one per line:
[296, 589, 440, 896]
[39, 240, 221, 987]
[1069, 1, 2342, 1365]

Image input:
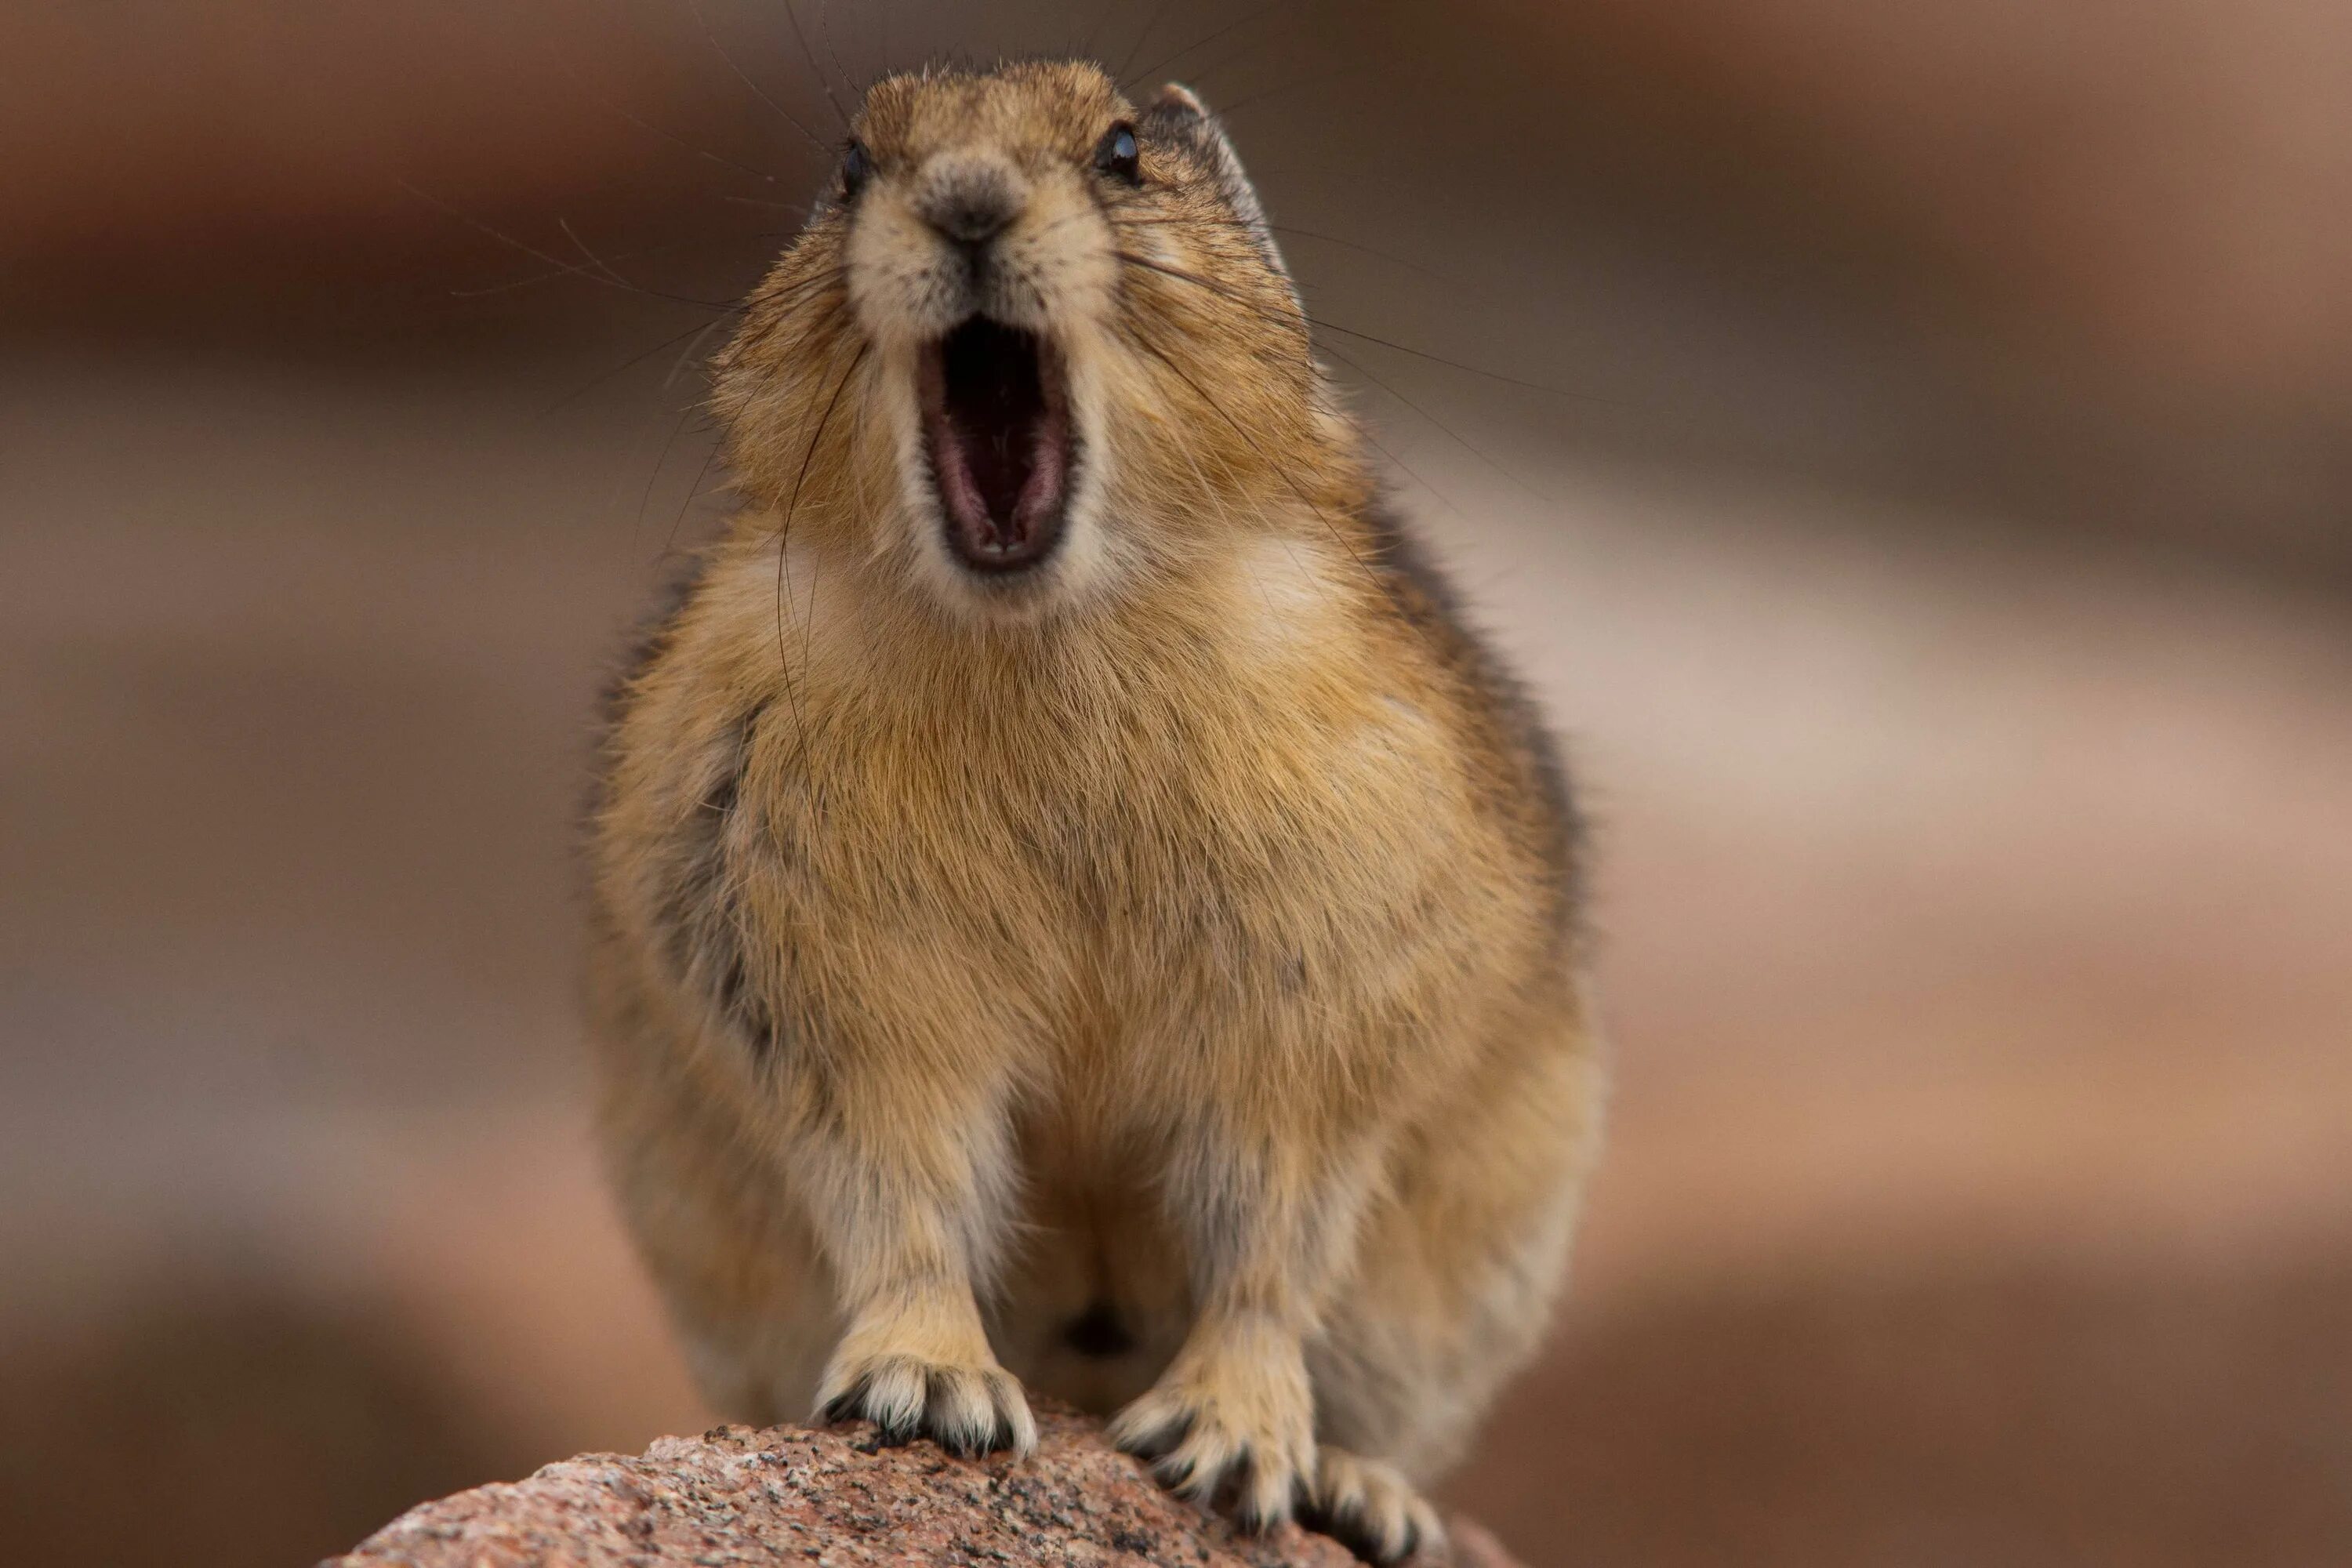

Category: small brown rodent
[589, 59, 1602, 1565]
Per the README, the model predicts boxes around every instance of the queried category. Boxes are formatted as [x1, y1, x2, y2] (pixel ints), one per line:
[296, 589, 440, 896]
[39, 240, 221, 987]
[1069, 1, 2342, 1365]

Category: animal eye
[840, 140, 873, 201]
[1094, 122, 1140, 184]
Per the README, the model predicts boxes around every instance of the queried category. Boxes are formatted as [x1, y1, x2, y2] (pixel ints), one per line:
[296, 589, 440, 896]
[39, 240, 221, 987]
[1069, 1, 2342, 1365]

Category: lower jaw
[940, 510, 1068, 579]
[915, 502, 1094, 619]
[935, 526, 1073, 608]
[925, 433, 1080, 586]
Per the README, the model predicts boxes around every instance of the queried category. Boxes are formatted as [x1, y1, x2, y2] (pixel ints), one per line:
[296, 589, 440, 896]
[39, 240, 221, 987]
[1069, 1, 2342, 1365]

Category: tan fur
[589, 60, 1602, 1565]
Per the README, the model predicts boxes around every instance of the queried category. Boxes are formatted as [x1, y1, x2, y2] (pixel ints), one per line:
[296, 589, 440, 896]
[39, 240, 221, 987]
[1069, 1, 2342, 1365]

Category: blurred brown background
[2, 2, 2347, 1564]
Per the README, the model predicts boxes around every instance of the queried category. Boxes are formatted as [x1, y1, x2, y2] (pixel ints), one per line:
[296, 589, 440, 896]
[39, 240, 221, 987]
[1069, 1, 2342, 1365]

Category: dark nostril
[920, 173, 1019, 247]
[935, 200, 1012, 245]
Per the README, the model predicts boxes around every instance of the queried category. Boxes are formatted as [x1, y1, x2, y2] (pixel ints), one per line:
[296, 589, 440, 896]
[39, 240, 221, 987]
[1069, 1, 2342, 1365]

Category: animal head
[713, 60, 1352, 623]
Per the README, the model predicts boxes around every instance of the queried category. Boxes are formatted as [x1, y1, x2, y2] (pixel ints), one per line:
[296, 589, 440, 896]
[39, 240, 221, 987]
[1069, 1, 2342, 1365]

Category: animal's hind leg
[606, 1139, 842, 1426]
[1302, 1020, 1600, 1555]
[664, 1282, 837, 1428]
[593, 980, 840, 1427]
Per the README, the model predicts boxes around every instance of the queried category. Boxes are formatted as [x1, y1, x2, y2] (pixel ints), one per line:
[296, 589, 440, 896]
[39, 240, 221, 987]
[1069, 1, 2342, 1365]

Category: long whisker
[782, 0, 851, 125]
[1079, 0, 1116, 62]
[1119, 321, 1382, 597]
[1122, 0, 1294, 92]
[685, 0, 833, 154]
[663, 315, 729, 392]
[728, 267, 853, 390]
[1113, 247, 1288, 311]
[774, 339, 869, 777]
[664, 431, 730, 555]
[541, 318, 730, 417]
[1318, 339, 1555, 508]
[1112, 249, 1637, 408]
[1273, 225, 1451, 283]
[616, 321, 730, 546]
[452, 230, 790, 299]
[1113, 246, 1592, 503]
[1209, 58, 1367, 119]
[397, 176, 746, 311]
[1116, 0, 1187, 85]
[1316, 342, 1519, 518]
[818, 0, 855, 103]
[1312, 319, 1639, 411]
[1113, 214, 1455, 284]
[1162, 9, 1317, 101]
[560, 217, 636, 290]
[543, 42, 794, 187]
[636, 400, 706, 545]
[1111, 247, 1310, 367]
[1147, 346, 1346, 630]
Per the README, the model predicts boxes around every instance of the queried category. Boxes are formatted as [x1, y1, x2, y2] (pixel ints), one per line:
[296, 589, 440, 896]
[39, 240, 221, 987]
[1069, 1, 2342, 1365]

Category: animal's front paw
[1107, 1324, 1314, 1531]
[816, 1348, 1036, 1457]
[1301, 1447, 1446, 1565]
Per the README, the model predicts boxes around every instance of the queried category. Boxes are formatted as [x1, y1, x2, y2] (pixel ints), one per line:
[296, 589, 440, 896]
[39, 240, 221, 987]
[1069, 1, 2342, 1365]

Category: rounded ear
[1134, 79, 1293, 289]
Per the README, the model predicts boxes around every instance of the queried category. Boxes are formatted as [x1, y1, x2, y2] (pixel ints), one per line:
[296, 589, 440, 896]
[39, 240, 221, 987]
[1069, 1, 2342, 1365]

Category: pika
[589, 60, 1602, 1564]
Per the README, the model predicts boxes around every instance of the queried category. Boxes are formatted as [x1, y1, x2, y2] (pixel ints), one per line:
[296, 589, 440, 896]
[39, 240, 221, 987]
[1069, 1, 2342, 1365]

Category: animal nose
[916, 158, 1022, 247]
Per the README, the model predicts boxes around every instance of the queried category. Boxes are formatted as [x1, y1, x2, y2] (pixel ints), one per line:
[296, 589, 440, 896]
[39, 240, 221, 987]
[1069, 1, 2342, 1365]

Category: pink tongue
[933, 319, 1049, 537]
[960, 415, 1033, 532]
[934, 416, 1015, 545]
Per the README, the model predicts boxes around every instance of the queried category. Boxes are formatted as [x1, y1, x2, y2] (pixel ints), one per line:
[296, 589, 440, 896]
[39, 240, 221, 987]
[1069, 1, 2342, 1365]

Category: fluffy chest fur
[600, 521, 1529, 1114]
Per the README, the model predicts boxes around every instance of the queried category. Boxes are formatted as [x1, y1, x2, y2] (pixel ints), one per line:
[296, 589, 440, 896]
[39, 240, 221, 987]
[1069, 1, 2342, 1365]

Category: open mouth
[918, 318, 1072, 574]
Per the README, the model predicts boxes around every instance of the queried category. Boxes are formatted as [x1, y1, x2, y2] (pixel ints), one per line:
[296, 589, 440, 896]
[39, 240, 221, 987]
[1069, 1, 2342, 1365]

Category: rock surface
[327, 1406, 1525, 1568]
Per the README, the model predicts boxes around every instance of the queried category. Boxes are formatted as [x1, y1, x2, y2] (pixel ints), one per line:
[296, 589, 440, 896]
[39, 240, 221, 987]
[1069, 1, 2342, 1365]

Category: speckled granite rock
[325, 1404, 1525, 1568]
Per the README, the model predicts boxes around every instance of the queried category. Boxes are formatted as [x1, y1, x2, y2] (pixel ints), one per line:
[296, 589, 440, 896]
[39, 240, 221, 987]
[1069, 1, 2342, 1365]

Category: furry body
[590, 61, 1602, 1563]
